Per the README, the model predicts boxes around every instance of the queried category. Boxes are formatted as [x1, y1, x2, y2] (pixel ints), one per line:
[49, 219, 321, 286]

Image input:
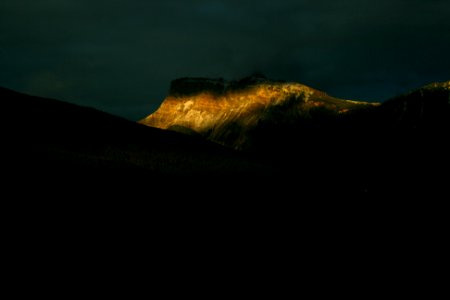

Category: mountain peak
[140, 76, 377, 149]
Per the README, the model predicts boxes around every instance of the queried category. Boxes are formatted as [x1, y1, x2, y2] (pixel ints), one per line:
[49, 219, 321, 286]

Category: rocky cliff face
[140, 76, 378, 149]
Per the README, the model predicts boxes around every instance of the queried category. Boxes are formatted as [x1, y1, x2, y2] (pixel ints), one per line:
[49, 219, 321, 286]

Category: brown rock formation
[140, 76, 379, 149]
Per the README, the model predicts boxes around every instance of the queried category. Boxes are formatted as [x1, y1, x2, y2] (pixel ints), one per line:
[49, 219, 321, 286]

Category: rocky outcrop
[140, 76, 378, 149]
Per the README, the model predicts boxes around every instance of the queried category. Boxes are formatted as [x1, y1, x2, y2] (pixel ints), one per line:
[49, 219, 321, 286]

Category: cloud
[25, 71, 71, 97]
[1, 0, 449, 120]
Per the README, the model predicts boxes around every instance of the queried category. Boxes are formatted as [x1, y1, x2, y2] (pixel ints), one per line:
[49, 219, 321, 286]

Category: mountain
[376, 80, 450, 130]
[140, 77, 450, 197]
[140, 75, 378, 149]
[3, 78, 449, 198]
[4, 84, 446, 282]
[1, 86, 267, 196]
[3, 81, 447, 271]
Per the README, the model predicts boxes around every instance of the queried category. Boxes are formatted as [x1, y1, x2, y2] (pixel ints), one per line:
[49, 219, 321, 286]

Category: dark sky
[1, 0, 449, 120]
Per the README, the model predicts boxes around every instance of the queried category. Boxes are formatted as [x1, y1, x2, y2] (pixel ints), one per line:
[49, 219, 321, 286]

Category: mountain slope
[140, 76, 378, 149]
[3, 78, 449, 198]
[375, 80, 450, 130]
[138, 78, 450, 197]
[1, 86, 265, 184]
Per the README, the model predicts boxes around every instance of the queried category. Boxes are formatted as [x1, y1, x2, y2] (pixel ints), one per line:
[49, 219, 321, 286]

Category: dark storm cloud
[1, 0, 449, 119]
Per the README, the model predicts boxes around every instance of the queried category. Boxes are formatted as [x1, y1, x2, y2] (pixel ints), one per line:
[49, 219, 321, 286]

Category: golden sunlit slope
[140, 76, 379, 149]
[423, 80, 450, 91]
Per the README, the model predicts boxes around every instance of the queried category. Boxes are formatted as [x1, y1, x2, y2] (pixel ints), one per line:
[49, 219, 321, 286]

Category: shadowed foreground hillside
[1, 87, 268, 198]
[2, 83, 449, 268]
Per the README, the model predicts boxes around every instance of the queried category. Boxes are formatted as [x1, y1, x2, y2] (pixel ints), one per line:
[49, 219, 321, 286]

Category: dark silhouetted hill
[1, 86, 269, 199]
